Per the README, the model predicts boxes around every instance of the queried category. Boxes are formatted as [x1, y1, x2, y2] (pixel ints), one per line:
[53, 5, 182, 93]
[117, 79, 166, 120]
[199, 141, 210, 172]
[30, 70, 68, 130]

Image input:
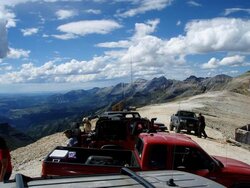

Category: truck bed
[42, 146, 140, 177]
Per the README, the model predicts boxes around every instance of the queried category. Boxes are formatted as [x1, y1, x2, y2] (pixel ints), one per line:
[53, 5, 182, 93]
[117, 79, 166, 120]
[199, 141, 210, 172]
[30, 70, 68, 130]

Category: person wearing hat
[63, 129, 79, 147]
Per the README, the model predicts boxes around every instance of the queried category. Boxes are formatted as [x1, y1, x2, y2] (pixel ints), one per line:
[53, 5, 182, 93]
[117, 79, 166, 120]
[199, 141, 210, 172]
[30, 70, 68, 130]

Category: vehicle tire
[169, 123, 174, 131]
[175, 126, 180, 133]
[194, 129, 198, 136]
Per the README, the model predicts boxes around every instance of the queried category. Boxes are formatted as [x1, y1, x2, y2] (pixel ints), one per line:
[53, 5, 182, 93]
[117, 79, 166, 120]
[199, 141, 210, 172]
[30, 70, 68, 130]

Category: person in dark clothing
[197, 113, 207, 138]
[0, 136, 12, 182]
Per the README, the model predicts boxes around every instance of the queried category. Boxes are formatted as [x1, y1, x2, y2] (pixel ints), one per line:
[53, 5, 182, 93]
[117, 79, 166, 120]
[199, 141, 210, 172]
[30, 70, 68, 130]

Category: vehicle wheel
[169, 123, 174, 131]
[175, 126, 180, 133]
[194, 130, 198, 136]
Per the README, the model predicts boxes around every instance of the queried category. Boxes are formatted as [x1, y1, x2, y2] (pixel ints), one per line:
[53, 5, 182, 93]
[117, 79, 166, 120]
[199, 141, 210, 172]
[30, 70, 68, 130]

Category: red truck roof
[139, 132, 196, 147]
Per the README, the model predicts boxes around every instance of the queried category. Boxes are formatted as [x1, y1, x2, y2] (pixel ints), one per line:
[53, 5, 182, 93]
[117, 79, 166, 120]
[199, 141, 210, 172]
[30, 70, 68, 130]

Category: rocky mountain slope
[1, 71, 249, 149]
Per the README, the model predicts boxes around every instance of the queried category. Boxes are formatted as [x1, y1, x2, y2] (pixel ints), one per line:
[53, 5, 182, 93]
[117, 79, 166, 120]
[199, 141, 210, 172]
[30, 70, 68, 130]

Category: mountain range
[0, 71, 249, 150]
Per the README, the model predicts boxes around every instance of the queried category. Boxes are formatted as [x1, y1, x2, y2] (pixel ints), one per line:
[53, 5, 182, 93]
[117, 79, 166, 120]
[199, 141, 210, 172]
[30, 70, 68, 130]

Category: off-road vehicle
[170, 110, 199, 134]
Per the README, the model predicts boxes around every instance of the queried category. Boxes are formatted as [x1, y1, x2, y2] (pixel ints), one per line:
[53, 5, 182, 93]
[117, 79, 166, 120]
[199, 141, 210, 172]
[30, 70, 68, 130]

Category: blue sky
[0, 0, 249, 93]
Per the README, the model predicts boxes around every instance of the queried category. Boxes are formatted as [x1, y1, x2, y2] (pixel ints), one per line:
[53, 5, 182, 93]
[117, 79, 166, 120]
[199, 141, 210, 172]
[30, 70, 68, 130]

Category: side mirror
[151, 118, 157, 122]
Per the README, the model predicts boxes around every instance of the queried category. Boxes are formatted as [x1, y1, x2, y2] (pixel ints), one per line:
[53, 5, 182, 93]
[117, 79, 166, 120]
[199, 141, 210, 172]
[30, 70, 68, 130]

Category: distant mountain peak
[184, 75, 203, 82]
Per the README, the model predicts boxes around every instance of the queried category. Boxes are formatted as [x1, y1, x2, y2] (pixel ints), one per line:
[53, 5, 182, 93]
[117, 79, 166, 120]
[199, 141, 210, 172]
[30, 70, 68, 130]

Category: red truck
[42, 133, 250, 188]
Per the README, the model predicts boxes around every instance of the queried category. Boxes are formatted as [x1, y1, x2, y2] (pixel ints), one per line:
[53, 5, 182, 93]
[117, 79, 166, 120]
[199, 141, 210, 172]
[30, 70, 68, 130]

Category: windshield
[179, 111, 196, 118]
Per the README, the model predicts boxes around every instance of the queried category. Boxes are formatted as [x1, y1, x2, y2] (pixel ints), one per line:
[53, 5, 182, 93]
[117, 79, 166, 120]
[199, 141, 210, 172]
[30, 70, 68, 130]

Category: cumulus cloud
[0, 6, 17, 28]
[21, 28, 39, 36]
[55, 9, 78, 20]
[0, 19, 8, 59]
[1, 17, 250, 84]
[159, 18, 250, 55]
[133, 19, 160, 38]
[116, 0, 173, 18]
[202, 55, 245, 69]
[53, 20, 122, 40]
[7, 48, 30, 59]
[0, 58, 108, 83]
[186, 18, 250, 53]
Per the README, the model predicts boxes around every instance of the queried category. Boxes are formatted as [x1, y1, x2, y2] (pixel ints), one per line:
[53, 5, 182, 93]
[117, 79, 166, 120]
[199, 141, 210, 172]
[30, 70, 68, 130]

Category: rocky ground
[10, 90, 250, 179]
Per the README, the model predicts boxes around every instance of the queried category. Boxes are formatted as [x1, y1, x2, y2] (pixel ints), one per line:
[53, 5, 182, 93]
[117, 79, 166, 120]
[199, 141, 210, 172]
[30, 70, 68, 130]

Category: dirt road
[137, 91, 250, 164]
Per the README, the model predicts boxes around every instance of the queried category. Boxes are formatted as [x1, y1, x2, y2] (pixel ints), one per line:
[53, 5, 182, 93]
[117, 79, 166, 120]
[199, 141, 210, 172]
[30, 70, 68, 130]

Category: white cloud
[158, 18, 250, 56]
[96, 40, 131, 48]
[201, 57, 219, 69]
[116, 0, 173, 18]
[55, 9, 78, 20]
[0, 65, 12, 71]
[224, 8, 250, 16]
[7, 48, 30, 59]
[0, 19, 8, 58]
[187, 1, 202, 7]
[133, 19, 160, 38]
[54, 20, 122, 39]
[0, 57, 108, 83]
[0, 6, 16, 28]
[219, 55, 245, 66]
[1, 17, 250, 85]
[21, 27, 39, 36]
[185, 18, 250, 53]
[85, 9, 101, 14]
[202, 55, 245, 69]
[0, 1, 82, 28]
[176, 20, 181, 26]
[52, 33, 77, 40]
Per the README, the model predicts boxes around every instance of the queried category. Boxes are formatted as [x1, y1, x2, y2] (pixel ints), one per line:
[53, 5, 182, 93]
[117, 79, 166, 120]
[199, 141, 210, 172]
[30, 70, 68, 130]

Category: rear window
[95, 120, 127, 140]
[179, 111, 196, 118]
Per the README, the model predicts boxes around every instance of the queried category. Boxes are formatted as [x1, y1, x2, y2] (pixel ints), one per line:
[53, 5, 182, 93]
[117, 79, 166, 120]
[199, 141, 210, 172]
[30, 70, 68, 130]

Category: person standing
[0, 136, 12, 182]
[198, 113, 207, 139]
[82, 118, 92, 133]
